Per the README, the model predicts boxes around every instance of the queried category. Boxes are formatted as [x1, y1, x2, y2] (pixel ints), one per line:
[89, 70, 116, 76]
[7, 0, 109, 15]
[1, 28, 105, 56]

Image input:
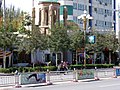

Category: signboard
[116, 68, 120, 76]
[78, 69, 94, 79]
[86, 35, 96, 44]
[20, 72, 46, 85]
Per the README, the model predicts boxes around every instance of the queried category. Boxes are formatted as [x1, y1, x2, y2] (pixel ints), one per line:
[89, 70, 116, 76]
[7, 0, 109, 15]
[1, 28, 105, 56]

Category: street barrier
[113, 67, 117, 78]
[20, 72, 46, 85]
[49, 70, 74, 82]
[77, 69, 94, 80]
[94, 67, 99, 80]
[46, 69, 52, 85]
[114, 66, 120, 77]
[96, 68, 114, 79]
[0, 74, 15, 86]
[73, 68, 78, 82]
[0, 68, 118, 87]
[14, 74, 21, 88]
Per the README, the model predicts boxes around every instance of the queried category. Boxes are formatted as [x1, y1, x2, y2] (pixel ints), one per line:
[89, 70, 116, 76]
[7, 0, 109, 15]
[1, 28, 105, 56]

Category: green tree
[69, 30, 84, 64]
[0, 28, 19, 68]
[48, 24, 71, 66]
[0, 5, 25, 68]
[86, 30, 118, 64]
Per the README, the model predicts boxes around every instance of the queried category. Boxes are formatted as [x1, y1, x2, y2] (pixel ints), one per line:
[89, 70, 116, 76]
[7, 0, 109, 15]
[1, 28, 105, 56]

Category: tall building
[58, 0, 116, 33]
[35, 0, 116, 36]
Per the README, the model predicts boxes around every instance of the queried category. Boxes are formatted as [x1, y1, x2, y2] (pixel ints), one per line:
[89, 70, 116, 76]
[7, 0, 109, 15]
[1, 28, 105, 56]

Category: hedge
[0, 64, 115, 73]
[70, 64, 114, 69]
[0, 66, 57, 73]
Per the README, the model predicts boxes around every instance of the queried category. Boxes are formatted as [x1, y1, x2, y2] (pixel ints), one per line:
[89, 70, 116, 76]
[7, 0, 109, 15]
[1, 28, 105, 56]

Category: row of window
[73, 3, 112, 17]
[73, 3, 87, 11]
[96, 0, 112, 5]
[73, 16, 112, 28]
[94, 8, 112, 16]
[96, 20, 112, 28]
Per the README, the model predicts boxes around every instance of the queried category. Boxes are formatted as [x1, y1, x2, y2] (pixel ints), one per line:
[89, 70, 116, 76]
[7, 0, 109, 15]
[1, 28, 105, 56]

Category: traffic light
[86, 35, 96, 44]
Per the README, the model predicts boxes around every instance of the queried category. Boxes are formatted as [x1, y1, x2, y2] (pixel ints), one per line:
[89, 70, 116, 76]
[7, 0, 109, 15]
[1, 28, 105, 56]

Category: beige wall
[34, 2, 60, 34]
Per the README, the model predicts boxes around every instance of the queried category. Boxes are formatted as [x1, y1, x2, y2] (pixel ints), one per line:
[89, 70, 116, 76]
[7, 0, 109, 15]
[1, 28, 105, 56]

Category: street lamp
[78, 10, 93, 67]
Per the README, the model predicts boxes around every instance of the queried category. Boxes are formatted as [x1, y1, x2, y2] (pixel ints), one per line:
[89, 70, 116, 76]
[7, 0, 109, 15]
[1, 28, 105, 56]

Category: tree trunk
[109, 51, 111, 64]
[76, 50, 78, 64]
[3, 50, 6, 68]
[56, 53, 58, 67]
[93, 52, 97, 64]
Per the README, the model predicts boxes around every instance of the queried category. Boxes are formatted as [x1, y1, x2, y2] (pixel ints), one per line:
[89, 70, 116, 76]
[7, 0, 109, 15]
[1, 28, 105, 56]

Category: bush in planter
[102, 64, 114, 68]
[69, 64, 114, 69]
[0, 68, 9, 73]
[70, 64, 83, 69]
[41, 66, 57, 71]
[9, 67, 18, 73]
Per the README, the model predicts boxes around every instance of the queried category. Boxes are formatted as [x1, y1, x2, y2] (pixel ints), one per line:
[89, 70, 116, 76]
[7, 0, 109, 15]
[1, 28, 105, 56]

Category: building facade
[34, 0, 116, 35]
[58, 0, 116, 33]
[31, 0, 117, 65]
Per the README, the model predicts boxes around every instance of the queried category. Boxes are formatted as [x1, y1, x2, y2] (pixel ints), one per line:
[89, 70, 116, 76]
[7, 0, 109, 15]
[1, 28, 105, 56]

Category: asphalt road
[8, 78, 120, 90]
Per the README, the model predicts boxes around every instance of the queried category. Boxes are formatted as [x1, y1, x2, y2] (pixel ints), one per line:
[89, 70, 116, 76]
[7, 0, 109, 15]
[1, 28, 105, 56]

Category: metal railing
[0, 74, 15, 86]
[0, 68, 117, 87]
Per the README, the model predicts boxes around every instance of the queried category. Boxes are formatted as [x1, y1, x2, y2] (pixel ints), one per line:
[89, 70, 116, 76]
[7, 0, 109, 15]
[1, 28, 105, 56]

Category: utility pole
[32, 0, 35, 68]
[3, 0, 6, 68]
[63, 6, 67, 27]
[78, 10, 93, 68]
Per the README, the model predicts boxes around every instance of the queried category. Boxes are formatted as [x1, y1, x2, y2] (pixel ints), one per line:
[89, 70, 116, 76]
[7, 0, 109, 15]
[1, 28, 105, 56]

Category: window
[73, 3, 77, 9]
[94, 8, 97, 12]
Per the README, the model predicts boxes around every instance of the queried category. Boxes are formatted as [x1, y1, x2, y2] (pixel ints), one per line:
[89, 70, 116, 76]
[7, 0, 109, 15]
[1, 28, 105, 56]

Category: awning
[0, 50, 11, 59]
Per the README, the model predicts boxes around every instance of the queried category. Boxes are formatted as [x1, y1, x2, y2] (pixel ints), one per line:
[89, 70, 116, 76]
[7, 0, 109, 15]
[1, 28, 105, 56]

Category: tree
[86, 30, 118, 64]
[0, 5, 26, 68]
[0, 28, 19, 68]
[69, 30, 84, 64]
[0, 5, 24, 31]
[48, 24, 71, 66]
[18, 13, 49, 66]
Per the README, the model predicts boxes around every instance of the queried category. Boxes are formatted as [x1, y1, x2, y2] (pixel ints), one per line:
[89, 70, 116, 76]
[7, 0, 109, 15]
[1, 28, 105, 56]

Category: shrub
[70, 64, 114, 69]
[41, 66, 57, 71]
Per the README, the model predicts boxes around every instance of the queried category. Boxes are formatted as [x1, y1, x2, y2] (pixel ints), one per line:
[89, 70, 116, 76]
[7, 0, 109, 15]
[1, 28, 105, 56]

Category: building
[58, 0, 115, 33]
[31, 0, 62, 65]
[30, 0, 117, 65]
[57, 0, 117, 64]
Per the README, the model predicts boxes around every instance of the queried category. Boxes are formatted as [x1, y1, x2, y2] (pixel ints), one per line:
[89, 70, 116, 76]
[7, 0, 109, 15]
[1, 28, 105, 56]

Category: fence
[0, 68, 117, 87]
[96, 68, 114, 78]
[0, 74, 15, 86]
[49, 70, 74, 82]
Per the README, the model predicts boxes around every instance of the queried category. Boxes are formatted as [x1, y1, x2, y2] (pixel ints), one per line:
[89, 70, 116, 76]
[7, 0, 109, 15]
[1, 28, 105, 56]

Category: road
[8, 78, 120, 90]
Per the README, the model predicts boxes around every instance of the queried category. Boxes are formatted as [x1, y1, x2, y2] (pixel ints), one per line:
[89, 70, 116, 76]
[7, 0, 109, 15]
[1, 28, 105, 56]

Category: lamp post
[78, 10, 93, 67]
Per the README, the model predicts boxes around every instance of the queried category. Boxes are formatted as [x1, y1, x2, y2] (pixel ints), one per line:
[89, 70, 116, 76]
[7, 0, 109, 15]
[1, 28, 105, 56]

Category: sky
[2, 0, 120, 14]
[3, 0, 38, 14]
